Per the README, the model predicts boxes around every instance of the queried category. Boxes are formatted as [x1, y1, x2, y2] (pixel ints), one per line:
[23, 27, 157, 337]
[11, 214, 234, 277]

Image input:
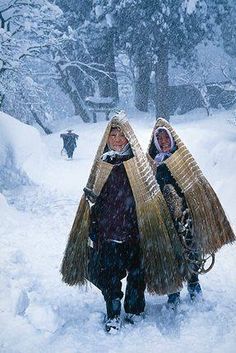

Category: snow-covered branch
[60, 60, 116, 81]
[221, 65, 236, 87]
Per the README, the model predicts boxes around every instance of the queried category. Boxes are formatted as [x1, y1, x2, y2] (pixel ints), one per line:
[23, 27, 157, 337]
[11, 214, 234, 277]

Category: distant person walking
[60, 130, 79, 159]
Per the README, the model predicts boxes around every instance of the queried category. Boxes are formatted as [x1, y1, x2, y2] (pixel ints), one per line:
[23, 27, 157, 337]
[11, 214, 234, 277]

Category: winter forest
[1, 0, 236, 352]
[1, 0, 236, 124]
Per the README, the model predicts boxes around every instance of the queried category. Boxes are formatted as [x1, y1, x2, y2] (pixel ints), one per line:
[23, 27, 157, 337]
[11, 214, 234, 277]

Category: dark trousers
[168, 215, 201, 301]
[168, 248, 201, 301]
[93, 241, 145, 317]
[65, 147, 75, 158]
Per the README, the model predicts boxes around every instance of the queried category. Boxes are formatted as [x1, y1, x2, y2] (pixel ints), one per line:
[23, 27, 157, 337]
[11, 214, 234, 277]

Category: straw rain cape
[61, 112, 184, 294]
[148, 118, 235, 256]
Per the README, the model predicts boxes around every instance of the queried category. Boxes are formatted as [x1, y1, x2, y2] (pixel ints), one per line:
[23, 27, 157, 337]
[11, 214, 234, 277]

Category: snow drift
[0, 111, 46, 190]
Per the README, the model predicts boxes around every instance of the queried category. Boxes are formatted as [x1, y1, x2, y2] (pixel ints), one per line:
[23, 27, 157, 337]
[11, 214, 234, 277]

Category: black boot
[167, 292, 180, 309]
[124, 312, 145, 324]
[105, 298, 121, 332]
[187, 272, 202, 301]
[104, 316, 121, 332]
[106, 298, 121, 318]
[187, 282, 202, 301]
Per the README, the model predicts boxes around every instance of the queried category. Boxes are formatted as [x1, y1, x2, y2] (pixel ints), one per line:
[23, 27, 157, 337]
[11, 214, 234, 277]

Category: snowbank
[0, 111, 46, 190]
[0, 111, 82, 193]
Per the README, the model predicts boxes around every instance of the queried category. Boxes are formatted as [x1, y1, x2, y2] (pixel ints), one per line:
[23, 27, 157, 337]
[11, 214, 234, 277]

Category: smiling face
[156, 130, 172, 152]
[108, 127, 128, 152]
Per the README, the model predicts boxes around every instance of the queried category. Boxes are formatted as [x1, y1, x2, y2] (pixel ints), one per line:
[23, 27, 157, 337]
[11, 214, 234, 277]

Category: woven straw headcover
[147, 118, 235, 255]
[61, 111, 184, 294]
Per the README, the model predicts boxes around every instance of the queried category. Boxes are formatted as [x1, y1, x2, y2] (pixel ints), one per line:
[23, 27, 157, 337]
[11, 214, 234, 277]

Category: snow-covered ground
[0, 109, 236, 353]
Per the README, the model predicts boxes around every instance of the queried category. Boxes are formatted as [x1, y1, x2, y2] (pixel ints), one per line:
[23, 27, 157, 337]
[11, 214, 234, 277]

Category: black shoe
[124, 312, 145, 324]
[106, 298, 121, 319]
[167, 292, 180, 310]
[104, 316, 121, 333]
[188, 282, 202, 301]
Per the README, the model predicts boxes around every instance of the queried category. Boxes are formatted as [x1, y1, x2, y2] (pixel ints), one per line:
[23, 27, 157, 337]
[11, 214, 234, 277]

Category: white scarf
[101, 143, 132, 162]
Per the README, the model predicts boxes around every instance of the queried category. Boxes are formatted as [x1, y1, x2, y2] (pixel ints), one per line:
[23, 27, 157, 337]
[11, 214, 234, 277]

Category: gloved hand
[83, 187, 98, 203]
[89, 232, 97, 243]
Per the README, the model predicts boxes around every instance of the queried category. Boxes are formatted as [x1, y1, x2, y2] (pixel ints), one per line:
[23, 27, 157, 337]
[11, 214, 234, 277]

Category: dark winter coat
[90, 154, 139, 245]
[156, 160, 184, 200]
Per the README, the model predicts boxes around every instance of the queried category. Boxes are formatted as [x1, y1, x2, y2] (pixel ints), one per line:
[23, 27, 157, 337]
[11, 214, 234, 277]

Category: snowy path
[1, 111, 236, 353]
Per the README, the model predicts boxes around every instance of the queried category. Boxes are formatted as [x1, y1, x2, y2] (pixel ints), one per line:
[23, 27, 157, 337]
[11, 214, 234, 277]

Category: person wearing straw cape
[61, 111, 184, 332]
[147, 117, 235, 308]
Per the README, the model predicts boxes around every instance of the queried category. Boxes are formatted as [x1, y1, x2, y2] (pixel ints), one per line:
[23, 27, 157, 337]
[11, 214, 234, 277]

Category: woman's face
[157, 131, 171, 152]
[108, 128, 128, 152]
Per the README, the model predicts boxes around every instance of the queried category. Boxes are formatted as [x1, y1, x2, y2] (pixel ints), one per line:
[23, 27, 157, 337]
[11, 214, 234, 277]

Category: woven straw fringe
[61, 112, 185, 294]
[61, 117, 117, 286]
[61, 195, 90, 285]
[124, 159, 183, 294]
[148, 118, 235, 256]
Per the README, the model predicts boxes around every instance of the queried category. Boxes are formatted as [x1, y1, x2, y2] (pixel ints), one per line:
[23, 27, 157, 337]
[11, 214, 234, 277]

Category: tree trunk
[56, 63, 91, 123]
[154, 40, 170, 120]
[30, 109, 52, 135]
[19, 90, 52, 134]
[94, 29, 119, 100]
[0, 92, 5, 109]
[134, 52, 151, 112]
